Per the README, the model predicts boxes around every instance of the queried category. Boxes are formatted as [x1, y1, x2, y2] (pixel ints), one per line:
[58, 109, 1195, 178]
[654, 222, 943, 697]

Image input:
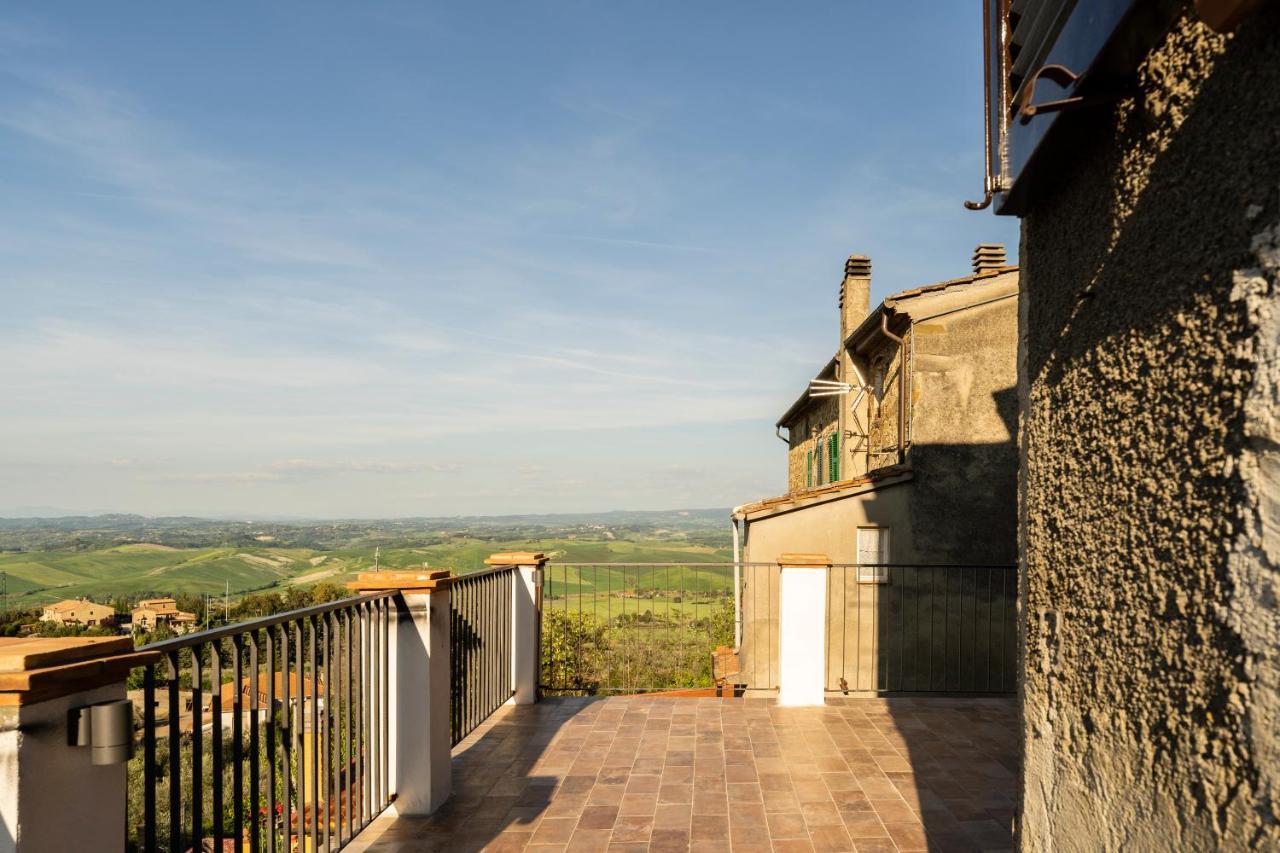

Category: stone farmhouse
[130, 597, 198, 633]
[39, 598, 117, 628]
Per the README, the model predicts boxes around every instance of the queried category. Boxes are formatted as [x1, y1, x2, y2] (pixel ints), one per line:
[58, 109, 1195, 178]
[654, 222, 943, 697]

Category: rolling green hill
[0, 536, 734, 609]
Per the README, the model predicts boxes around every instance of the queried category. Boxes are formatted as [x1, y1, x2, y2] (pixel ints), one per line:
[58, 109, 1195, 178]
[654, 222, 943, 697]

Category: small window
[856, 527, 890, 584]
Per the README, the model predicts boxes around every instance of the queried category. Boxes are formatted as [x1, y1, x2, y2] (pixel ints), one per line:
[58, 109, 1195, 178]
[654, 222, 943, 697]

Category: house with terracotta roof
[39, 598, 117, 628]
[130, 597, 198, 633]
[734, 246, 1020, 689]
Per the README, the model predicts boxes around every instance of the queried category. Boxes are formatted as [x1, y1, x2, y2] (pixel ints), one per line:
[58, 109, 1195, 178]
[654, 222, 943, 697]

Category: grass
[0, 537, 735, 608]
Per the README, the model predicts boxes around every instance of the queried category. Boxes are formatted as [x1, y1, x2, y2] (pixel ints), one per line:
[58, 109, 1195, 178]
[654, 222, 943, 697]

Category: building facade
[739, 246, 1019, 567]
[734, 247, 1020, 691]
[131, 597, 198, 633]
[972, 1, 1280, 847]
[39, 599, 117, 628]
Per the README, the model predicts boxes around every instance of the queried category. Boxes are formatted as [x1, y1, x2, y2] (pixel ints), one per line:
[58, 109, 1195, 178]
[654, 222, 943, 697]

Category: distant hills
[0, 509, 734, 608]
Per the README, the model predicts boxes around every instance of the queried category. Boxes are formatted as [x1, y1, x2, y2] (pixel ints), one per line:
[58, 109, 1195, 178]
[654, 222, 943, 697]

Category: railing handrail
[828, 563, 1017, 569]
[138, 590, 397, 654]
[452, 564, 519, 582]
[549, 561, 774, 567]
[548, 561, 1015, 568]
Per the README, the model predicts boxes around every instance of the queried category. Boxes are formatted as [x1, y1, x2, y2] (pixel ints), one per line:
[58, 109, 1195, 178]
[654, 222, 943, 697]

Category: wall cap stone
[0, 636, 157, 706]
[347, 570, 454, 593]
[484, 552, 549, 567]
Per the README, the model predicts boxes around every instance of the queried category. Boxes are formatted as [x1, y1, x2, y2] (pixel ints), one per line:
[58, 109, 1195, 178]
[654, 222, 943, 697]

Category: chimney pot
[839, 254, 871, 342]
[972, 243, 1007, 275]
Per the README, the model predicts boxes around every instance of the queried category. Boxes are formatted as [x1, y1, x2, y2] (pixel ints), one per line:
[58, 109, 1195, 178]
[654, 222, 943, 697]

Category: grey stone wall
[1017, 8, 1279, 849]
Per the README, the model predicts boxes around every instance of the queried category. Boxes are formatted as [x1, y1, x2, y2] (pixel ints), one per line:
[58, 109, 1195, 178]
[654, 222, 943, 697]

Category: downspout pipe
[774, 425, 789, 444]
[880, 311, 908, 464]
[731, 512, 743, 650]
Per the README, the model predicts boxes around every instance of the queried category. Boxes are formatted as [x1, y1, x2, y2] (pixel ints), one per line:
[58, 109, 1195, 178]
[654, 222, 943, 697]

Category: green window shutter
[806, 451, 813, 488]
[830, 432, 840, 481]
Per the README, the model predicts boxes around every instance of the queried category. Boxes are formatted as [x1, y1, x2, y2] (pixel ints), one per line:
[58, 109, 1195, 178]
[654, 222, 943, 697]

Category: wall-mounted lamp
[69, 699, 134, 765]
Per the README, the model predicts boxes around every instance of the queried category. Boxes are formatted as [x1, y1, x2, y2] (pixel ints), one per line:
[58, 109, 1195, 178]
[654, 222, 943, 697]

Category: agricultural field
[0, 515, 733, 610]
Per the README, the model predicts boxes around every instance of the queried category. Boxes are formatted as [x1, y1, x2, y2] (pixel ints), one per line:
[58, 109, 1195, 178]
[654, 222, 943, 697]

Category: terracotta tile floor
[347, 695, 1017, 853]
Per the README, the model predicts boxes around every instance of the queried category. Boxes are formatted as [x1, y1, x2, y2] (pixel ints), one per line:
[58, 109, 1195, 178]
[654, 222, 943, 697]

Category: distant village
[34, 596, 198, 635]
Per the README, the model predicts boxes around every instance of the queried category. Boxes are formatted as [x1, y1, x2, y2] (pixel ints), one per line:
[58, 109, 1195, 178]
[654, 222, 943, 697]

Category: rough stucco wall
[1018, 8, 1279, 850]
[908, 295, 1019, 564]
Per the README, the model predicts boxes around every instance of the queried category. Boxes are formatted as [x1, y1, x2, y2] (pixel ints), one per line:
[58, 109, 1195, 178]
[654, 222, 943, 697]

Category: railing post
[349, 572, 453, 816]
[777, 553, 832, 707]
[486, 552, 547, 705]
[0, 636, 152, 853]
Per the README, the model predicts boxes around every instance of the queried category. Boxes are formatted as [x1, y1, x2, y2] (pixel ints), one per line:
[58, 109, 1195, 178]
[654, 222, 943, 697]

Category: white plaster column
[349, 571, 454, 817]
[0, 638, 144, 853]
[486, 552, 547, 706]
[777, 553, 831, 707]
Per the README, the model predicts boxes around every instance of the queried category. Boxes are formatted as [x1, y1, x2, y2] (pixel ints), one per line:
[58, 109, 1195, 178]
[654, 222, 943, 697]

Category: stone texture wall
[786, 395, 839, 493]
[1017, 8, 1279, 849]
[908, 296, 1019, 564]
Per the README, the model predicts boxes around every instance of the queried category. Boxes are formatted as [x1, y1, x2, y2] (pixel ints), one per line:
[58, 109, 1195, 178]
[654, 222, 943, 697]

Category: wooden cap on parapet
[777, 553, 832, 567]
[347, 569, 453, 593]
[484, 552, 549, 567]
[0, 636, 159, 706]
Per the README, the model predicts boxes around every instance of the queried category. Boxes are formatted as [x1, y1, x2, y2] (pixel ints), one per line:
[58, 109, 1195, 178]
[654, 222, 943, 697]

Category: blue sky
[0, 4, 1017, 519]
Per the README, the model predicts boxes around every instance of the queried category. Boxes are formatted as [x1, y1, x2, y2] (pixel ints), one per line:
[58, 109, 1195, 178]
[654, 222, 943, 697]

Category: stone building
[970, 1, 1280, 847]
[130, 597, 198, 633]
[738, 246, 1019, 567]
[39, 598, 117, 628]
[734, 247, 1020, 690]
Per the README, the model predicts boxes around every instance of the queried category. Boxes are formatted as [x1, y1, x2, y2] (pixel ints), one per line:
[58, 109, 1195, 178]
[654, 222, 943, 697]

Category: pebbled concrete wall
[1017, 7, 1279, 850]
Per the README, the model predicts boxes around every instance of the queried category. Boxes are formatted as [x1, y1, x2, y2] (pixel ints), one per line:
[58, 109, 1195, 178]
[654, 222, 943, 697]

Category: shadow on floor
[346, 694, 1018, 853]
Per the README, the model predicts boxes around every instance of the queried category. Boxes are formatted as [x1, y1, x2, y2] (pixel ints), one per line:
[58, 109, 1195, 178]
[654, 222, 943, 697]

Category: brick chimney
[972, 243, 1007, 275]
[839, 255, 871, 342]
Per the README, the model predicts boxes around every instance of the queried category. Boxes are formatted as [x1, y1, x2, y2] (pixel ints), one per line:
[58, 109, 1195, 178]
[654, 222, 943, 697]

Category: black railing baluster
[143, 664, 157, 853]
[344, 608, 354, 844]
[357, 603, 366, 828]
[293, 620, 304, 850]
[266, 625, 276, 850]
[166, 651, 180, 853]
[232, 635, 244, 853]
[249, 631, 260, 852]
[212, 640, 223, 849]
[332, 607, 343, 845]
[191, 650, 203, 852]
[308, 615, 319, 853]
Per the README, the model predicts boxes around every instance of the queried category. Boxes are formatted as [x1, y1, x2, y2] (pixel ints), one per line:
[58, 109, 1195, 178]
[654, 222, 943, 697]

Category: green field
[0, 537, 734, 609]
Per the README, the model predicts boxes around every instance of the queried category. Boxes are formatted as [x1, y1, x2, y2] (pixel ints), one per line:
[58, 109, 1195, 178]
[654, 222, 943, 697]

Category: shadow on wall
[904, 384, 1019, 566]
[1017, 7, 1280, 846]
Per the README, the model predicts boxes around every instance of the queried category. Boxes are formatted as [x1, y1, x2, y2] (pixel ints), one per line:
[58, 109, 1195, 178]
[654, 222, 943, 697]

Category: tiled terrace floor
[349, 695, 1017, 853]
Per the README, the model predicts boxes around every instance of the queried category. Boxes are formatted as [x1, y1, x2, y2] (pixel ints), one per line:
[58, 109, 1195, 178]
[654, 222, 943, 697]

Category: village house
[736, 244, 1019, 567]
[733, 246, 1020, 693]
[38, 598, 117, 628]
[204, 672, 322, 731]
[130, 597, 198, 633]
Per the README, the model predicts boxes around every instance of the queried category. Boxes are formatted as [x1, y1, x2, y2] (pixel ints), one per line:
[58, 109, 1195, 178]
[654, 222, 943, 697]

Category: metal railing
[129, 591, 395, 853]
[825, 564, 1017, 694]
[449, 566, 515, 745]
[540, 563, 741, 694]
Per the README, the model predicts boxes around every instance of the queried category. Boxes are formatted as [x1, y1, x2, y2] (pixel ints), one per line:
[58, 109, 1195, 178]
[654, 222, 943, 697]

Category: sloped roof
[734, 465, 912, 518]
[777, 267, 1019, 427]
